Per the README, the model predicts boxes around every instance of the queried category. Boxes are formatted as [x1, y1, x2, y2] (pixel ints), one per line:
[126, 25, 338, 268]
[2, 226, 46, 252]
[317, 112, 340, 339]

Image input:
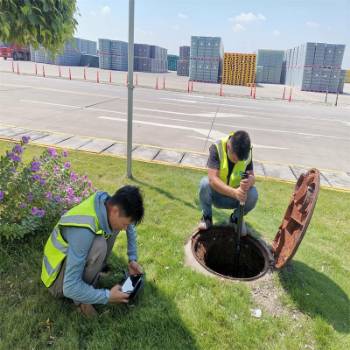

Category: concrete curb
[1, 124, 350, 192]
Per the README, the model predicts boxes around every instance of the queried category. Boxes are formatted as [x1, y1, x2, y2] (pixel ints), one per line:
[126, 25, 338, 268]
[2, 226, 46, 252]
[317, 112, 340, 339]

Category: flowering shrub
[0, 137, 96, 241]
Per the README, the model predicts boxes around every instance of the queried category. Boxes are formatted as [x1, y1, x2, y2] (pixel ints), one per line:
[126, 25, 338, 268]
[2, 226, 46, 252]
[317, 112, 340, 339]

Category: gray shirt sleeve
[61, 227, 110, 305]
[207, 144, 220, 169]
[126, 224, 138, 261]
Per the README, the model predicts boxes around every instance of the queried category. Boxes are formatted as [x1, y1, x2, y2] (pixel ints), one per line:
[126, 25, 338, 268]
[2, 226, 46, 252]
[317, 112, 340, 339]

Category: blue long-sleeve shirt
[61, 191, 138, 305]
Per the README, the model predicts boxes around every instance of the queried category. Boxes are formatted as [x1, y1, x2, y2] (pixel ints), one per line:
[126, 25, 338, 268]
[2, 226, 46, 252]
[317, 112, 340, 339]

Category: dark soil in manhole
[192, 227, 271, 280]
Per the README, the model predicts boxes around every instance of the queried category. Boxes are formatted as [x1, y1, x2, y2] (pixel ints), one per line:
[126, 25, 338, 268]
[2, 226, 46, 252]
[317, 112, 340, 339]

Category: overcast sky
[76, 0, 350, 67]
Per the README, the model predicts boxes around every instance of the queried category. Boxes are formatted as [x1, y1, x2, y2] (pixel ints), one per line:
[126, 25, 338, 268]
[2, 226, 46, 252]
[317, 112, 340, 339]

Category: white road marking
[133, 107, 258, 119]
[89, 108, 211, 126]
[214, 121, 350, 141]
[13, 84, 255, 113]
[98, 115, 208, 134]
[19, 99, 212, 124]
[253, 143, 289, 150]
[160, 98, 198, 104]
[191, 129, 288, 150]
[20, 99, 81, 109]
[160, 97, 262, 110]
[4, 83, 116, 98]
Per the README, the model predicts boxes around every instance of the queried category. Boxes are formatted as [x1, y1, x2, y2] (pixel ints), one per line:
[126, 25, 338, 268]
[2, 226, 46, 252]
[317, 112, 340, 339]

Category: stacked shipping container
[98, 39, 167, 73]
[167, 55, 179, 71]
[98, 39, 128, 71]
[189, 37, 223, 83]
[284, 42, 346, 93]
[177, 45, 190, 76]
[256, 50, 284, 84]
[149, 45, 168, 73]
[31, 37, 96, 66]
[222, 53, 256, 86]
[75, 38, 97, 55]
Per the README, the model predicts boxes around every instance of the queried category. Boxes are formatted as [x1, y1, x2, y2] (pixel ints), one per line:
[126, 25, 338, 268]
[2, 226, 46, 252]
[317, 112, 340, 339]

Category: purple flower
[54, 195, 61, 203]
[13, 144, 23, 154]
[62, 150, 68, 157]
[54, 165, 60, 174]
[31, 207, 39, 215]
[74, 196, 82, 204]
[47, 148, 58, 158]
[21, 135, 30, 144]
[64, 162, 71, 169]
[70, 172, 78, 182]
[31, 161, 41, 172]
[45, 192, 53, 200]
[19, 202, 27, 208]
[32, 174, 41, 182]
[40, 178, 46, 186]
[66, 187, 75, 197]
[7, 152, 21, 162]
[0, 191, 4, 202]
[87, 180, 92, 188]
[27, 192, 34, 202]
[31, 207, 45, 217]
[13, 155, 21, 162]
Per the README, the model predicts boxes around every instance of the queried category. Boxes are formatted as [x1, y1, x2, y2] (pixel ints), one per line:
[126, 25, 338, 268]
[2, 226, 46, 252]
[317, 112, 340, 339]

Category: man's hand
[128, 261, 143, 275]
[109, 284, 130, 304]
[240, 174, 255, 192]
[233, 187, 247, 203]
[240, 176, 251, 192]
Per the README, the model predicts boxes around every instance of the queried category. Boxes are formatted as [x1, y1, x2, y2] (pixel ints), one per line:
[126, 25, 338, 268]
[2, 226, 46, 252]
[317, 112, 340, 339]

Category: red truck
[0, 43, 30, 61]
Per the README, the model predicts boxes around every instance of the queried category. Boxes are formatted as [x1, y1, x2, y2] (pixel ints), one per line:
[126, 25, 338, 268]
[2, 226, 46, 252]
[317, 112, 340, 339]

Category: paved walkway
[1, 123, 349, 191]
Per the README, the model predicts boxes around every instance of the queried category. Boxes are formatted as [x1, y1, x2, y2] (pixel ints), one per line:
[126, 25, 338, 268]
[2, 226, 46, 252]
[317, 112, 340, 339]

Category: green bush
[0, 136, 95, 241]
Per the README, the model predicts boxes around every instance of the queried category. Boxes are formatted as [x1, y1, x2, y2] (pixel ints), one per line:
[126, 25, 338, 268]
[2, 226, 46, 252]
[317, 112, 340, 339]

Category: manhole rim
[190, 229, 275, 281]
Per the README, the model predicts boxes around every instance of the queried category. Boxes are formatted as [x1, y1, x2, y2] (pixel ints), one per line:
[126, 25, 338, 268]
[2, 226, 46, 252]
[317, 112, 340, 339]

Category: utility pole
[127, 0, 135, 178]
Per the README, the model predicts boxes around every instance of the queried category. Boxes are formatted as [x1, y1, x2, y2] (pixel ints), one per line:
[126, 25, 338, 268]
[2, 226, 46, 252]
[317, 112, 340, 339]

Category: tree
[0, 0, 78, 53]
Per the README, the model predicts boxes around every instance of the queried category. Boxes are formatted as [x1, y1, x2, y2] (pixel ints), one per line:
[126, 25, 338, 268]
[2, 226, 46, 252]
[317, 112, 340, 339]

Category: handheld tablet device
[121, 273, 144, 301]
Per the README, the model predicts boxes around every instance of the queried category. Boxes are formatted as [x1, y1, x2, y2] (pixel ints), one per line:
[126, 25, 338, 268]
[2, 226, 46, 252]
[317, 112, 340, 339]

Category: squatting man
[198, 130, 258, 233]
[41, 185, 144, 317]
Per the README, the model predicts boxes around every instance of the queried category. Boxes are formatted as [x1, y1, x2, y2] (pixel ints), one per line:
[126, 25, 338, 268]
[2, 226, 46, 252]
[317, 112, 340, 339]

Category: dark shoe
[198, 215, 212, 230]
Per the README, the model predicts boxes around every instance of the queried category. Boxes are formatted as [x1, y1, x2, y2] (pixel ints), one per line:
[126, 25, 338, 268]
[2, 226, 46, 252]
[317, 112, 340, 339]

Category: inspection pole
[127, 0, 135, 178]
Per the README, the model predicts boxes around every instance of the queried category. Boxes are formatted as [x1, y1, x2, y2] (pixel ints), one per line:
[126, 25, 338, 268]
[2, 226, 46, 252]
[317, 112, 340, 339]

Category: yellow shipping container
[223, 52, 256, 86]
[345, 70, 350, 83]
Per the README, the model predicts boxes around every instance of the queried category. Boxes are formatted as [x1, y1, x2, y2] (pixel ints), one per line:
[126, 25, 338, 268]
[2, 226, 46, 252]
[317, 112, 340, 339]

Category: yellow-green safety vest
[215, 132, 252, 188]
[41, 192, 104, 288]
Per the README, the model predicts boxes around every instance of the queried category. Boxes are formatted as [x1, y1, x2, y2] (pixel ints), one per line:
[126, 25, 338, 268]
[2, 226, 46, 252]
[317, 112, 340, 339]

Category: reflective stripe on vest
[215, 133, 252, 188]
[41, 192, 103, 288]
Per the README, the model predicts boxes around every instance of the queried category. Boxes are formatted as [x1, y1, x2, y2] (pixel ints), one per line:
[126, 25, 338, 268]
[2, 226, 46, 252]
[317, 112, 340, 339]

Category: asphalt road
[0, 72, 349, 172]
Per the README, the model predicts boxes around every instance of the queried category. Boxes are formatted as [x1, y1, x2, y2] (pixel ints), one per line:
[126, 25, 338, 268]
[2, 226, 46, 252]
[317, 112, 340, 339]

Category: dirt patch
[249, 271, 303, 319]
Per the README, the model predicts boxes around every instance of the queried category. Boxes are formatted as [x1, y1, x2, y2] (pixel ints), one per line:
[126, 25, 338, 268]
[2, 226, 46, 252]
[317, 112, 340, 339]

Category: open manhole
[185, 169, 320, 281]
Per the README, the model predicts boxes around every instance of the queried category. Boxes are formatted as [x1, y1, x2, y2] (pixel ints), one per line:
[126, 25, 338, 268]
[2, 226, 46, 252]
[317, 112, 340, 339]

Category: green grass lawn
[0, 140, 349, 350]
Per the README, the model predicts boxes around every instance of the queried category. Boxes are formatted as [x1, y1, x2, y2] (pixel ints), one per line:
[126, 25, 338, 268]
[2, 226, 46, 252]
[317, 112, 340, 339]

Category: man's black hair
[109, 185, 144, 225]
[230, 130, 251, 161]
